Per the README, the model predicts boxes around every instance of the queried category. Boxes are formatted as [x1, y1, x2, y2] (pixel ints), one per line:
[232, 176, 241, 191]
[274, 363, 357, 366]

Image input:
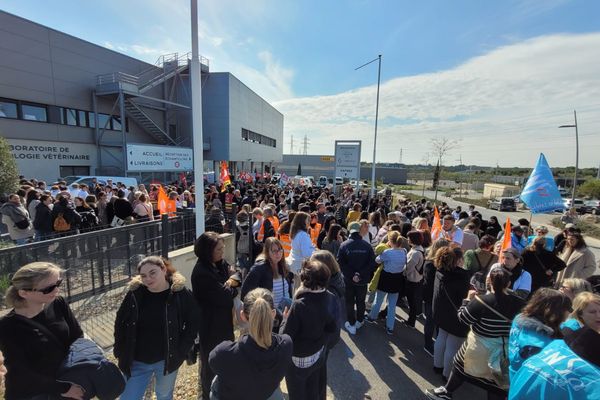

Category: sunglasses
[27, 279, 63, 294]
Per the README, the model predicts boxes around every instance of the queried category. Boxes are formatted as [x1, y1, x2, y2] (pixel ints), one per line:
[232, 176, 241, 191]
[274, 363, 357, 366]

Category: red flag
[220, 161, 231, 191]
[499, 218, 512, 262]
[430, 206, 442, 241]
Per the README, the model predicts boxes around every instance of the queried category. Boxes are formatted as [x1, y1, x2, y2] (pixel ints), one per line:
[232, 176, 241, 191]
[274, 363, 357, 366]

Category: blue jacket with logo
[508, 313, 555, 380]
[509, 328, 600, 400]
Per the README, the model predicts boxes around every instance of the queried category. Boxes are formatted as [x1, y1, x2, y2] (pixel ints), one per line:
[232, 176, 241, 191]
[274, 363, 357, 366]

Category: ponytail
[243, 288, 274, 349]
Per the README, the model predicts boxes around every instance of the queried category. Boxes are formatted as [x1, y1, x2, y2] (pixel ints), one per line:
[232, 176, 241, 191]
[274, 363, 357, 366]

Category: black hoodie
[209, 334, 293, 400]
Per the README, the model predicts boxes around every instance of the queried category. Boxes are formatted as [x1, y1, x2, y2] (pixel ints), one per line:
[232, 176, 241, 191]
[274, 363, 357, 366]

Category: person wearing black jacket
[113, 189, 134, 220]
[432, 246, 470, 379]
[209, 288, 293, 400]
[114, 256, 199, 400]
[192, 232, 241, 400]
[51, 194, 82, 235]
[522, 237, 567, 294]
[337, 221, 377, 335]
[422, 239, 450, 356]
[241, 237, 294, 302]
[33, 194, 54, 241]
[281, 260, 338, 400]
[0, 262, 85, 400]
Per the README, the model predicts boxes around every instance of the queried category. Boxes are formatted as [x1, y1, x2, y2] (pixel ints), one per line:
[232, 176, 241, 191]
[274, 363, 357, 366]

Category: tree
[0, 136, 18, 196]
[430, 137, 460, 201]
[578, 179, 600, 199]
[430, 137, 460, 165]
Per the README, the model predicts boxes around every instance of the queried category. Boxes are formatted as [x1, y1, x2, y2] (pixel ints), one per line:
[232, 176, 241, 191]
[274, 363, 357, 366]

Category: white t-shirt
[488, 263, 532, 294]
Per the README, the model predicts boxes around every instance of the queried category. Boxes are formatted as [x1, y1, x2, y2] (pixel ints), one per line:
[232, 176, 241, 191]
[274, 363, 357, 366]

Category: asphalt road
[402, 189, 600, 261]
[325, 306, 485, 400]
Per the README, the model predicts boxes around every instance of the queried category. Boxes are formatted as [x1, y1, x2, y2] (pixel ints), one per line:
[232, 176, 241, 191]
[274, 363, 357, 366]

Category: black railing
[0, 210, 197, 303]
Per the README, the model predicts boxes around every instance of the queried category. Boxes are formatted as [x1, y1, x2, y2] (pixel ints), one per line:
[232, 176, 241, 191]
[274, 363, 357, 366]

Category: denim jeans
[368, 290, 399, 330]
[120, 360, 179, 400]
[345, 282, 368, 325]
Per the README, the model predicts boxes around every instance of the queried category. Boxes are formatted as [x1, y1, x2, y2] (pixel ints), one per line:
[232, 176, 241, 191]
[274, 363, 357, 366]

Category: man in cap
[337, 221, 377, 335]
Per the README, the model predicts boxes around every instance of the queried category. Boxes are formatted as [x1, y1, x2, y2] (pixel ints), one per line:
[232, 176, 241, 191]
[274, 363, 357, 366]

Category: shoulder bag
[15, 314, 126, 399]
[462, 296, 510, 390]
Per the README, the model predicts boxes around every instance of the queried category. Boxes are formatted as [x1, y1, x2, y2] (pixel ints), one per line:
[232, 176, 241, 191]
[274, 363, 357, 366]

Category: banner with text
[127, 144, 193, 172]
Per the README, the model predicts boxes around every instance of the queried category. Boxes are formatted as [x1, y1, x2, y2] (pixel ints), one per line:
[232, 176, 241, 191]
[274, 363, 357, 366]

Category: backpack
[237, 224, 250, 254]
[53, 213, 71, 232]
[80, 211, 99, 229]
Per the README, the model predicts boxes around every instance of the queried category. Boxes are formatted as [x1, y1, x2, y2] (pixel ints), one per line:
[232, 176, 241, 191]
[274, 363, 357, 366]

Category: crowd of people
[0, 177, 200, 245]
[1, 176, 600, 400]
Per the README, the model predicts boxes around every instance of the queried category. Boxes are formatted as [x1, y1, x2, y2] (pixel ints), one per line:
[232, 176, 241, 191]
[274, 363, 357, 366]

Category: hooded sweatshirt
[209, 333, 292, 400]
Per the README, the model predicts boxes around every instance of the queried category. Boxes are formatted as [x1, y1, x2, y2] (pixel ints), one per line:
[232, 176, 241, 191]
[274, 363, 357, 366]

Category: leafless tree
[430, 137, 460, 166]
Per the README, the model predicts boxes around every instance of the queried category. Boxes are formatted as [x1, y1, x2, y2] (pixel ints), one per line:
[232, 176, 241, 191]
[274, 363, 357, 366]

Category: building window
[0, 99, 18, 119]
[78, 110, 88, 127]
[64, 108, 77, 126]
[112, 116, 122, 131]
[98, 113, 111, 129]
[241, 128, 276, 148]
[60, 165, 90, 177]
[88, 112, 96, 128]
[21, 103, 47, 122]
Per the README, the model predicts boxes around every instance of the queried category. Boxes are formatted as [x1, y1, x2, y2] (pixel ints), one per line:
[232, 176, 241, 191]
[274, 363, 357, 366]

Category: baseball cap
[348, 221, 361, 234]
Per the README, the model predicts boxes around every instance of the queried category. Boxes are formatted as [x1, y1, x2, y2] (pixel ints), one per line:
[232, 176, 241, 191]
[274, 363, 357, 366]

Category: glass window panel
[98, 113, 111, 129]
[88, 112, 96, 128]
[112, 116, 122, 131]
[65, 108, 77, 126]
[0, 100, 18, 119]
[78, 110, 88, 127]
[22, 104, 47, 122]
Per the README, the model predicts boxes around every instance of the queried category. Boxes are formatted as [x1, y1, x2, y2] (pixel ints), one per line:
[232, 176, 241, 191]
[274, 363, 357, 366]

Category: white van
[63, 176, 138, 188]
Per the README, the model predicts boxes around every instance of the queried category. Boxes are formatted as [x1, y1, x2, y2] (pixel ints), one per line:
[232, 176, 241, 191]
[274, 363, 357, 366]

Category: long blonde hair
[243, 288, 274, 349]
[5, 262, 63, 308]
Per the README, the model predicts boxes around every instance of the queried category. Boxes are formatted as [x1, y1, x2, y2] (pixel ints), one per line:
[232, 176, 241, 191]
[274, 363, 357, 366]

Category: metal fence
[0, 211, 200, 303]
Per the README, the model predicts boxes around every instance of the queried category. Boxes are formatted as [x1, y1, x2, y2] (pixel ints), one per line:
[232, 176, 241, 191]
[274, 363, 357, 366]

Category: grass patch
[551, 217, 600, 240]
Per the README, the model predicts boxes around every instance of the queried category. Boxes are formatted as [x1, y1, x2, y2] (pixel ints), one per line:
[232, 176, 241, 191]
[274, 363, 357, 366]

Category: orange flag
[499, 217, 512, 262]
[220, 161, 231, 192]
[430, 205, 442, 241]
[157, 185, 168, 215]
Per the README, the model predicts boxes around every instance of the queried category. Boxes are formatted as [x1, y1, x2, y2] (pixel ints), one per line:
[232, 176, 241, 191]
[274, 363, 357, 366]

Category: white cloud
[274, 33, 600, 167]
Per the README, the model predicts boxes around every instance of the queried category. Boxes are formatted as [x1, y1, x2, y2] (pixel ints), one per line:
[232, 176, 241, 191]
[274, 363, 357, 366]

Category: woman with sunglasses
[0, 262, 85, 400]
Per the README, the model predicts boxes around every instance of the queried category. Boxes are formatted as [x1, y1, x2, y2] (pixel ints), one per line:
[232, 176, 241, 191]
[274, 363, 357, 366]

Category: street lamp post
[355, 55, 382, 198]
[191, 0, 205, 236]
[559, 109, 579, 209]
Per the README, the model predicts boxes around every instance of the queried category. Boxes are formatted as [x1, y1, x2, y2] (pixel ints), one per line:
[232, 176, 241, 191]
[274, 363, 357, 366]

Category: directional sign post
[334, 140, 361, 193]
[126, 144, 193, 172]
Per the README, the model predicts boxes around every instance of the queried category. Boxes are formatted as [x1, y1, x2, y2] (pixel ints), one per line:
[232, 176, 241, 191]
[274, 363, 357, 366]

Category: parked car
[564, 198, 585, 213]
[488, 197, 517, 211]
[583, 199, 600, 214]
[335, 177, 343, 186]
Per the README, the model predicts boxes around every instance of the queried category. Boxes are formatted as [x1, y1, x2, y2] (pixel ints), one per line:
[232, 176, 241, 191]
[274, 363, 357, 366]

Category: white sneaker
[344, 321, 356, 335]
[355, 320, 364, 330]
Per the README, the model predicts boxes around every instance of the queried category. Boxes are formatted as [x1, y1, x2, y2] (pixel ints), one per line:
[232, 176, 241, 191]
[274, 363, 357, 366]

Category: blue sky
[2, 0, 600, 167]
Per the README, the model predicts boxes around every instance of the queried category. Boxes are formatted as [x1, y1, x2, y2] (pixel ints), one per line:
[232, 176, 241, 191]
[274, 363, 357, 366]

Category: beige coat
[557, 246, 597, 285]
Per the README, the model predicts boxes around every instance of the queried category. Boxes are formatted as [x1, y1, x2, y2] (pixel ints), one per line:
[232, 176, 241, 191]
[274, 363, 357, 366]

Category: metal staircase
[124, 100, 175, 145]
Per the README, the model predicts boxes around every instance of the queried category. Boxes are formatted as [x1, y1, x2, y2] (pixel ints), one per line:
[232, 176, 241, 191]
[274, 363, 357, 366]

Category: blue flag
[520, 153, 565, 214]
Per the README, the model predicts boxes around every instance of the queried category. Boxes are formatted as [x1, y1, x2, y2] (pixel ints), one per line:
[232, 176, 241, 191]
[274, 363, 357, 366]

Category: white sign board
[127, 144, 193, 172]
[334, 141, 361, 187]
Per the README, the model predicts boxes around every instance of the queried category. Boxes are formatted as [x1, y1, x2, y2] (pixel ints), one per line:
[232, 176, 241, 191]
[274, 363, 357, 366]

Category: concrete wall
[483, 183, 520, 199]
[228, 73, 283, 164]
[279, 154, 407, 184]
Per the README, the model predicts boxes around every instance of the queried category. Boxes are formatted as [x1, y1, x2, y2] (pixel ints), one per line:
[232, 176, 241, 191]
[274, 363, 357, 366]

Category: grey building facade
[0, 11, 283, 183]
[279, 154, 407, 184]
